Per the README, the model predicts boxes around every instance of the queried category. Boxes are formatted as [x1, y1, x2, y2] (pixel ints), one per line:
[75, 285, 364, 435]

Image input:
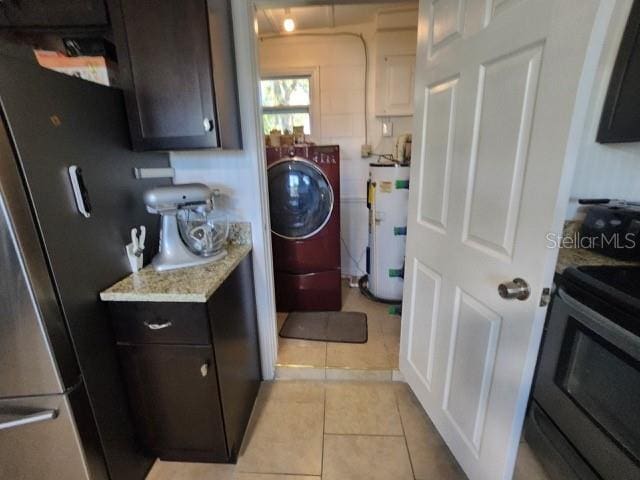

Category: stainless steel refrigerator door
[0, 124, 75, 398]
[0, 56, 169, 479]
[0, 391, 93, 480]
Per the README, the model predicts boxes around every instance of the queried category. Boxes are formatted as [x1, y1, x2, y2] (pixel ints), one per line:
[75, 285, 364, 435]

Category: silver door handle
[143, 321, 172, 330]
[498, 278, 530, 300]
[0, 409, 58, 431]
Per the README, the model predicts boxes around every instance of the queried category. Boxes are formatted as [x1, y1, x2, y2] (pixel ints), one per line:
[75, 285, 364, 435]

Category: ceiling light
[283, 17, 295, 32]
[283, 9, 295, 32]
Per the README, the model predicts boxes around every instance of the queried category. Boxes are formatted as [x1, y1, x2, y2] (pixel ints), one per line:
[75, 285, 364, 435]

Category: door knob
[498, 278, 530, 300]
[200, 362, 209, 377]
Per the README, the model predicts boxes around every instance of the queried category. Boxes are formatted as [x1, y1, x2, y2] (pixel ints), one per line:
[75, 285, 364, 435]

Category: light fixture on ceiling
[283, 9, 295, 32]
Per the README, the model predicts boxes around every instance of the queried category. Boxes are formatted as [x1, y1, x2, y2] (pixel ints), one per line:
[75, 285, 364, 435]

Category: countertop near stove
[100, 222, 252, 303]
[555, 221, 640, 274]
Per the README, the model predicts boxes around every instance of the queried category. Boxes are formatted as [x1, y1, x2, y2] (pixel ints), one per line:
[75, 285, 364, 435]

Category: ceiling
[256, 3, 418, 34]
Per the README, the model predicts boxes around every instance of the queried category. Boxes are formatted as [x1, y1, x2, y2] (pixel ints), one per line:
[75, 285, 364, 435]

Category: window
[260, 76, 312, 135]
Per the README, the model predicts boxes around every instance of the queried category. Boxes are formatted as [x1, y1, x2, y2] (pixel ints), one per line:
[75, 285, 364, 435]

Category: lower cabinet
[109, 254, 261, 463]
[117, 344, 227, 462]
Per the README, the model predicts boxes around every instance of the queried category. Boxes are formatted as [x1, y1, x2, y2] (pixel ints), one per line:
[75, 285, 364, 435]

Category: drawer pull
[143, 321, 173, 330]
[200, 362, 209, 377]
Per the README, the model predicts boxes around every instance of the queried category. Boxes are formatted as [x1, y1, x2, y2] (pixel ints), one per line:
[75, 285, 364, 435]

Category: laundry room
[255, 2, 418, 378]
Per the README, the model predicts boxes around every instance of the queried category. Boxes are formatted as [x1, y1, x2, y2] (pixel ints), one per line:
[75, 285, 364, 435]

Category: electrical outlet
[361, 144, 372, 158]
[382, 119, 393, 137]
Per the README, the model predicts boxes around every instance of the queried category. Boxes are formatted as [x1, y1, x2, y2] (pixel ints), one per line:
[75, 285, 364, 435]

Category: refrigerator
[0, 54, 170, 479]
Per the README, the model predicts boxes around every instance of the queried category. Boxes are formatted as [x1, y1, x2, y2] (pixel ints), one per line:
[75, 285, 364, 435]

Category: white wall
[171, 1, 278, 380]
[567, 0, 640, 219]
[171, 150, 256, 222]
[258, 23, 416, 276]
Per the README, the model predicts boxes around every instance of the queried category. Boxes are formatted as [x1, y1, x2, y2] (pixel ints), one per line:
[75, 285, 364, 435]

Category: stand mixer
[144, 183, 228, 272]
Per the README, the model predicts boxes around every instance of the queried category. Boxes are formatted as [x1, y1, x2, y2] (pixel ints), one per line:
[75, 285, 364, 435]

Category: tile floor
[146, 381, 550, 480]
[275, 281, 401, 380]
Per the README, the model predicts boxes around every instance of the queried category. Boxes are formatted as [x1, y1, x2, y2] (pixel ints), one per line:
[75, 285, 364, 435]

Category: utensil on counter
[125, 226, 146, 272]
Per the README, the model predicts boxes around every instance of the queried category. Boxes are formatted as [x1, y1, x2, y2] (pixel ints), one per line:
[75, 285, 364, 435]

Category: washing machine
[266, 145, 342, 311]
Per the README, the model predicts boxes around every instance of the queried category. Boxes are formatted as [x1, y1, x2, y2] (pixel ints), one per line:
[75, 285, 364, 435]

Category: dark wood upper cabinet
[0, 0, 108, 28]
[2, 0, 241, 151]
[597, 1, 640, 143]
[110, 0, 242, 151]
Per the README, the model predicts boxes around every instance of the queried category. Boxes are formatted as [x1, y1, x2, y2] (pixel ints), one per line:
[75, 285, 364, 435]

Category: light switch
[382, 119, 394, 137]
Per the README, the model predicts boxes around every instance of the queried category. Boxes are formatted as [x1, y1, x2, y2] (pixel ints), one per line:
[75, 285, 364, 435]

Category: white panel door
[400, 0, 615, 479]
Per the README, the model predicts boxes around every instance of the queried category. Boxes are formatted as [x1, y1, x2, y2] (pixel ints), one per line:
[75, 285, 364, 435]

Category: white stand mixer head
[144, 183, 213, 214]
[143, 184, 227, 272]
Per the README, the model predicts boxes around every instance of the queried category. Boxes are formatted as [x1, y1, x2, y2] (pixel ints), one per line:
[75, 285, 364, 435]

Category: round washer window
[268, 158, 333, 239]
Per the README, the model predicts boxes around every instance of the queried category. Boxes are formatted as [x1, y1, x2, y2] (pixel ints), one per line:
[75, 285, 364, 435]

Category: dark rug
[279, 311, 368, 343]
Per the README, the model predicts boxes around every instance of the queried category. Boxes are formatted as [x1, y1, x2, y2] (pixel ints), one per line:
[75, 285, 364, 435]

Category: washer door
[268, 158, 334, 239]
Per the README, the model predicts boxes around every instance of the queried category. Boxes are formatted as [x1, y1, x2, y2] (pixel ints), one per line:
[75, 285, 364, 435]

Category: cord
[260, 32, 369, 145]
[358, 275, 401, 305]
[340, 236, 367, 275]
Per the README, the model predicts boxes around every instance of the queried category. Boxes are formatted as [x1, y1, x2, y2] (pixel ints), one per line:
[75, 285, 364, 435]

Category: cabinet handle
[143, 321, 172, 330]
[203, 117, 214, 132]
[200, 362, 209, 377]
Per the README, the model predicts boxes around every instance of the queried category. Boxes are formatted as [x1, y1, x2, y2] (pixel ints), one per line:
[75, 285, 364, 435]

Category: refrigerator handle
[0, 409, 58, 431]
[68, 165, 92, 218]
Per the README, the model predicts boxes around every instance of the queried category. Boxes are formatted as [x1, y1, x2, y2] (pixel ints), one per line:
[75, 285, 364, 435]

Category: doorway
[255, 2, 417, 380]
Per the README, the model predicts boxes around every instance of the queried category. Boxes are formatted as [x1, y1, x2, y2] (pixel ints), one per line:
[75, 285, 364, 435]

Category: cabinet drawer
[108, 302, 210, 345]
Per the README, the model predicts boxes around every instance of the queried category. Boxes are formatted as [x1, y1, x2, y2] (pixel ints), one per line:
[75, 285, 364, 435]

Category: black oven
[526, 267, 640, 480]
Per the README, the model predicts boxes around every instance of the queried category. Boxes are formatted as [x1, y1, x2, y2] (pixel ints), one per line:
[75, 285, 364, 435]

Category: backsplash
[229, 222, 251, 245]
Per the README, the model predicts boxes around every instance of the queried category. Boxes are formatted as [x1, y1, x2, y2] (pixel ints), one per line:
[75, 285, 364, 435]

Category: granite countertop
[100, 223, 252, 303]
[555, 220, 640, 273]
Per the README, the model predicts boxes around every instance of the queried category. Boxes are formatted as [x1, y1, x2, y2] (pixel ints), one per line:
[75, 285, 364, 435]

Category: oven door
[533, 288, 640, 479]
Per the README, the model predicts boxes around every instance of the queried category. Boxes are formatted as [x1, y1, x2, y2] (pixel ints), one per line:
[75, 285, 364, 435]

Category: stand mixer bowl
[177, 206, 229, 257]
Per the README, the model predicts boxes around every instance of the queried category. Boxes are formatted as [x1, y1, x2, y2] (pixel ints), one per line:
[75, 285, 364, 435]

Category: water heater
[367, 163, 410, 301]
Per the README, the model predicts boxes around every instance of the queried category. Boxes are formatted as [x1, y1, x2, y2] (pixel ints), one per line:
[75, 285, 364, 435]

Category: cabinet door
[117, 344, 228, 462]
[117, 0, 219, 150]
[207, 254, 261, 460]
[597, 1, 640, 143]
[376, 54, 416, 116]
[0, 0, 108, 27]
[207, 0, 242, 149]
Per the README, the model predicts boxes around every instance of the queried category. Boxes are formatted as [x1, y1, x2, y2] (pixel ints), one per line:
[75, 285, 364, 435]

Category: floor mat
[279, 311, 368, 343]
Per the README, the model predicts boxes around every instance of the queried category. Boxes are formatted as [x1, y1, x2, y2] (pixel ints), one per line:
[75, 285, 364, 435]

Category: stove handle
[558, 288, 640, 361]
[578, 198, 611, 205]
